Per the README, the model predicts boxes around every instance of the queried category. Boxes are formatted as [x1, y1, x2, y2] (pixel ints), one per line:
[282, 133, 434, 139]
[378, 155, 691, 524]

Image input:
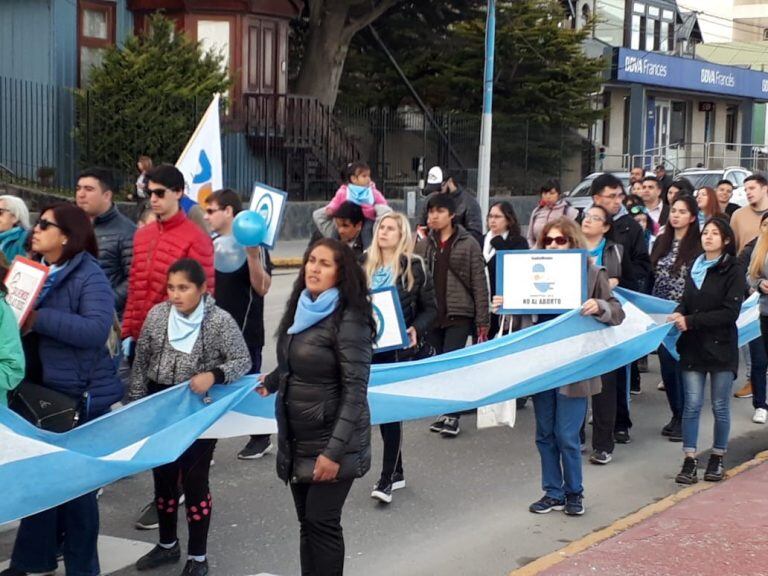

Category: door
[655, 100, 671, 158]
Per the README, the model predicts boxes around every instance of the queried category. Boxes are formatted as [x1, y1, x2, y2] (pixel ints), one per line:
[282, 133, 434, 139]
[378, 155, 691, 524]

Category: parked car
[677, 167, 752, 207]
[566, 171, 653, 213]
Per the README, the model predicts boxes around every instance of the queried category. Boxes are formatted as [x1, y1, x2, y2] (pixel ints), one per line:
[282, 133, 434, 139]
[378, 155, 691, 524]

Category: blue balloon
[214, 234, 247, 273]
[233, 210, 267, 247]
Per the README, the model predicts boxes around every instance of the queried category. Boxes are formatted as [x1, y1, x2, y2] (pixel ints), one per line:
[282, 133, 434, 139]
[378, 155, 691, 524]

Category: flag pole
[477, 0, 495, 228]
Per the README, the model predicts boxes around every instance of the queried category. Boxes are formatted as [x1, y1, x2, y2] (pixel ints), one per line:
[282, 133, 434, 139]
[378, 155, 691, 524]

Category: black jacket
[484, 232, 529, 298]
[264, 307, 373, 484]
[675, 254, 744, 374]
[609, 213, 651, 292]
[93, 204, 136, 317]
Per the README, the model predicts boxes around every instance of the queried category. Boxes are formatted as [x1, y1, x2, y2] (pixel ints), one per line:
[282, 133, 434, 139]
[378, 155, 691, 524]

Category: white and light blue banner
[1, 290, 761, 523]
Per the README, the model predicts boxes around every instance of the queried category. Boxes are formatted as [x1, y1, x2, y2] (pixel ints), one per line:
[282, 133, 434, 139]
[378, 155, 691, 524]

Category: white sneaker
[753, 408, 768, 424]
[657, 381, 665, 391]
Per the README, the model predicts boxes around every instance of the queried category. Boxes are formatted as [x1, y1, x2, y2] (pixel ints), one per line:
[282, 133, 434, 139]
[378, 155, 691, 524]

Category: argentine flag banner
[0, 290, 761, 523]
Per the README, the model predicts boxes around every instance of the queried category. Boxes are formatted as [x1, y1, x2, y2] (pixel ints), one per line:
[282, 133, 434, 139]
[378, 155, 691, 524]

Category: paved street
[2, 269, 767, 576]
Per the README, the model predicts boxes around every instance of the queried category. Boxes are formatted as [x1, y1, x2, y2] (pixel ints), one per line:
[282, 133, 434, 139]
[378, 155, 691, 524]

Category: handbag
[477, 314, 517, 430]
[8, 381, 83, 432]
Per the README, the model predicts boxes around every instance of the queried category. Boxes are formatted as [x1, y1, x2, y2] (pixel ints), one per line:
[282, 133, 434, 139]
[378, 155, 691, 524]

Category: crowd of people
[0, 159, 766, 576]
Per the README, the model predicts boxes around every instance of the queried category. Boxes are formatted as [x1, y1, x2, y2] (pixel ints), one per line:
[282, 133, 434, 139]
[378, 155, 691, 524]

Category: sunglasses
[147, 187, 169, 198]
[37, 218, 64, 232]
[205, 207, 222, 215]
[543, 235, 569, 246]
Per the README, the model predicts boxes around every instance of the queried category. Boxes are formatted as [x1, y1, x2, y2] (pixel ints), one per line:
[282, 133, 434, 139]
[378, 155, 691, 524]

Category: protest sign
[249, 182, 288, 249]
[4, 257, 49, 326]
[371, 287, 409, 353]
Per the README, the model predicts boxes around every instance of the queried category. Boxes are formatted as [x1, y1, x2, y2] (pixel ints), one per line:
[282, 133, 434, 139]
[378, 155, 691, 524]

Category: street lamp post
[477, 0, 496, 228]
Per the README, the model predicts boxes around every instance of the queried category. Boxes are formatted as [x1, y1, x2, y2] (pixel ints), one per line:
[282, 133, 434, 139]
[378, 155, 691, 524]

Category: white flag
[175, 93, 223, 204]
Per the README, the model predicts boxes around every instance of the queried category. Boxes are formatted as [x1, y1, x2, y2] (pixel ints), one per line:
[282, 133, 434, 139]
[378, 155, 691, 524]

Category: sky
[677, 0, 736, 43]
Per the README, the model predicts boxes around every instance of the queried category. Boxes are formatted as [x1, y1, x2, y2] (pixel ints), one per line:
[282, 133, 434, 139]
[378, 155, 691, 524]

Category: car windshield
[570, 175, 631, 197]
[680, 172, 721, 190]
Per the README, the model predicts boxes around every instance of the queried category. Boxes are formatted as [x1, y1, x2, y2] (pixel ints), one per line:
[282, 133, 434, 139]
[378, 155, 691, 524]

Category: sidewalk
[514, 452, 768, 576]
[270, 239, 309, 267]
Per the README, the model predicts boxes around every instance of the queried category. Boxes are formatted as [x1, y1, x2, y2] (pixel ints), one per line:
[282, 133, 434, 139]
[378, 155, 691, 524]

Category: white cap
[426, 166, 444, 185]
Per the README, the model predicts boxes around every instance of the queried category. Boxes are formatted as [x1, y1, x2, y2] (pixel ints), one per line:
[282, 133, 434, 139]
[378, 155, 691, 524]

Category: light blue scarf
[168, 297, 206, 354]
[588, 238, 607, 267]
[347, 184, 374, 206]
[287, 287, 340, 335]
[690, 254, 720, 290]
[0, 226, 26, 261]
[371, 265, 394, 290]
[37, 259, 67, 303]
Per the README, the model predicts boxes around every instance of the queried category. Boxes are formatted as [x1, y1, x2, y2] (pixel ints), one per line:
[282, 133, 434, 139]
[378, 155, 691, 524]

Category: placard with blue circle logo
[496, 249, 587, 314]
[248, 182, 288, 249]
[371, 286, 409, 353]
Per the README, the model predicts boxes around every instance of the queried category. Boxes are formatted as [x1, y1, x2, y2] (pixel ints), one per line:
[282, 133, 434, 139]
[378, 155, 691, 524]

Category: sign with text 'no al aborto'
[371, 287, 409, 353]
[249, 182, 288, 249]
[496, 250, 587, 315]
[4, 257, 49, 326]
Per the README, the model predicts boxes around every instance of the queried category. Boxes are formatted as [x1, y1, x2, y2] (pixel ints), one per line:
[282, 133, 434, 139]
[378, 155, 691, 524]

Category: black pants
[428, 319, 473, 419]
[614, 364, 633, 431]
[153, 439, 217, 556]
[379, 422, 403, 479]
[290, 479, 354, 576]
[592, 371, 618, 453]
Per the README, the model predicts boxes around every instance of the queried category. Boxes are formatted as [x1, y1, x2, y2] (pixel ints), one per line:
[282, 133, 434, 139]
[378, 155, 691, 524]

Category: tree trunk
[294, 0, 401, 109]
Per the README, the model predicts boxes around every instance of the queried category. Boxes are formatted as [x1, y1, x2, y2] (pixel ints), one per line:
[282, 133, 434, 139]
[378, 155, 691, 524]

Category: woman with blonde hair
[364, 212, 436, 504]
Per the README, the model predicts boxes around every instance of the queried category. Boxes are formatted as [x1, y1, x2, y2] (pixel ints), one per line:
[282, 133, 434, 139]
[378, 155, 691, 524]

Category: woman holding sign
[672, 218, 743, 484]
[364, 212, 436, 504]
[257, 238, 374, 576]
[494, 218, 624, 516]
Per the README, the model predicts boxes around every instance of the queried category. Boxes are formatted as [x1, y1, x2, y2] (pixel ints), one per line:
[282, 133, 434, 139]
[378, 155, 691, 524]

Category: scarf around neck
[588, 238, 607, 267]
[168, 296, 206, 354]
[690, 254, 720, 290]
[287, 287, 340, 335]
[347, 184, 374, 206]
[0, 226, 24, 250]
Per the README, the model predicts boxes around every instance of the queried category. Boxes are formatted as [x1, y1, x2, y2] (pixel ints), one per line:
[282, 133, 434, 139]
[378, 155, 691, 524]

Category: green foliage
[75, 14, 230, 179]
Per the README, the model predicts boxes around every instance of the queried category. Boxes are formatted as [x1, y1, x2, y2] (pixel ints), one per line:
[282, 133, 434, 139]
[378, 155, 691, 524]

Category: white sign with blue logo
[371, 286, 409, 353]
[496, 250, 587, 314]
[248, 182, 288, 249]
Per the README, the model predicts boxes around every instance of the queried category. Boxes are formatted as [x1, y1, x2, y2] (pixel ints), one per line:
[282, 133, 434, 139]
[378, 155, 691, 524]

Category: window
[704, 109, 715, 143]
[670, 101, 687, 146]
[629, 2, 675, 52]
[602, 91, 611, 147]
[197, 20, 231, 73]
[631, 14, 642, 49]
[78, 1, 115, 87]
[763, 29, 768, 41]
[725, 106, 738, 150]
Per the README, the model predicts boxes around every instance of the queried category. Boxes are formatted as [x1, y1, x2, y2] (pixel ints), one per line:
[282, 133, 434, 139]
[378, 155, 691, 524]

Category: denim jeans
[681, 371, 733, 454]
[533, 389, 588, 500]
[659, 345, 684, 419]
[749, 337, 768, 411]
[11, 491, 100, 576]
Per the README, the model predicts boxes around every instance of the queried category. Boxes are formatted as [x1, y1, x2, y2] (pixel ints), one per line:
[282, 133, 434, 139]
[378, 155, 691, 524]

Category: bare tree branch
[347, 0, 402, 33]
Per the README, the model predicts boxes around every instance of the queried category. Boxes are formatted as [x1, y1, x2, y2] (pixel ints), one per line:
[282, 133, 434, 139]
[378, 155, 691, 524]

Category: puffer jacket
[527, 199, 579, 247]
[414, 225, 489, 328]
[93, 204, 136, 317]
[264, 307, 373, 484]
[122, 210, 214, 339]
[0, 226, 28, 263]
[678, 254, 744, 375]
[29, 251, 123, 416]
[129, 297, 251, 400]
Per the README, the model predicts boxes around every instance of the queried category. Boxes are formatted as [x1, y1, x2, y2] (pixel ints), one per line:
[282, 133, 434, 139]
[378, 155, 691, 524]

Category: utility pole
[477, 0, 496, 228]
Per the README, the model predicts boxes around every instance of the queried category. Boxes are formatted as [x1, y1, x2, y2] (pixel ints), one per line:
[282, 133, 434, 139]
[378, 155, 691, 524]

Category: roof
[678, 11, 704, 43]
[697, 42, 768, 70]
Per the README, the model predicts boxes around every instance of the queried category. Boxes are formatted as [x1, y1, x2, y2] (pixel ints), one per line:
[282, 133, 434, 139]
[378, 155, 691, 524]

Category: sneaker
[564, 493, 585, 516]
[237, 436, 273, 460]
[614, 430, 631, 444]
[391, 471, 406, 491]
[180, 559, 209, 576]
[630, 388, 642, 396]
[135, 501, 159, 530]
[753, 408, 768, 424]
[675, 457, 698, 484]
[589, 450, 612, 465]
[440, 416, 460, 437]
[704, 454, 725, 482]
[667, 419, 683, 442]
[371, 478, 393, 504]
[734, 381, 753, 398]
[661, 416, 678, 437]
[657, 381, 665, 391]
[529, 495, 565, 514]
[429, 415, 447, 433]
[136, 542, 181, 571]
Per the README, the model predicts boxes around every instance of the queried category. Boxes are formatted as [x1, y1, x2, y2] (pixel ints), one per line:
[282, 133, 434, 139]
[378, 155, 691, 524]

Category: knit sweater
[129, 297, 251, 400]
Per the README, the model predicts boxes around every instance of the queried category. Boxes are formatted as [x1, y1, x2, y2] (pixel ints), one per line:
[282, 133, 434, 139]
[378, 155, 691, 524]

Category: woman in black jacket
[257, 238, 374, 576]
[363, 212, 436, 504]
[669, 218, 744, 484]
[484, 201, 529, 338]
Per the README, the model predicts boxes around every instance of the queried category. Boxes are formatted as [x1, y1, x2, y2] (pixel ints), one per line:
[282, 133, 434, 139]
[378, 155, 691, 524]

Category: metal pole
[477, 0, 495, 226]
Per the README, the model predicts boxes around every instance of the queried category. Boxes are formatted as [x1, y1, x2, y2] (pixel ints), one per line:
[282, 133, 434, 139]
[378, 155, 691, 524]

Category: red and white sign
[4, 257, 49, 326]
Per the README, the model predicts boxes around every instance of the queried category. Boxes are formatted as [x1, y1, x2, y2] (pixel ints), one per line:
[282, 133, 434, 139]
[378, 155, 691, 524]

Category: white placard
[371, 287, 409, 353]
[497, 250, 587, 314]
[249, 182, 288, 249]
[4, 257, 49, 326]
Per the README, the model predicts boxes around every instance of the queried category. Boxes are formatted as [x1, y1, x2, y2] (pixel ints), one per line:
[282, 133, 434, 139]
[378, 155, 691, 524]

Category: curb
[510, 449, 768, 576]
[272, 257, 303, 268]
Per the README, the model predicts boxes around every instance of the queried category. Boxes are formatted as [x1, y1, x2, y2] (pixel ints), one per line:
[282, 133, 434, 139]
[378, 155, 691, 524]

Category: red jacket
[122, 210, 214, 339]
